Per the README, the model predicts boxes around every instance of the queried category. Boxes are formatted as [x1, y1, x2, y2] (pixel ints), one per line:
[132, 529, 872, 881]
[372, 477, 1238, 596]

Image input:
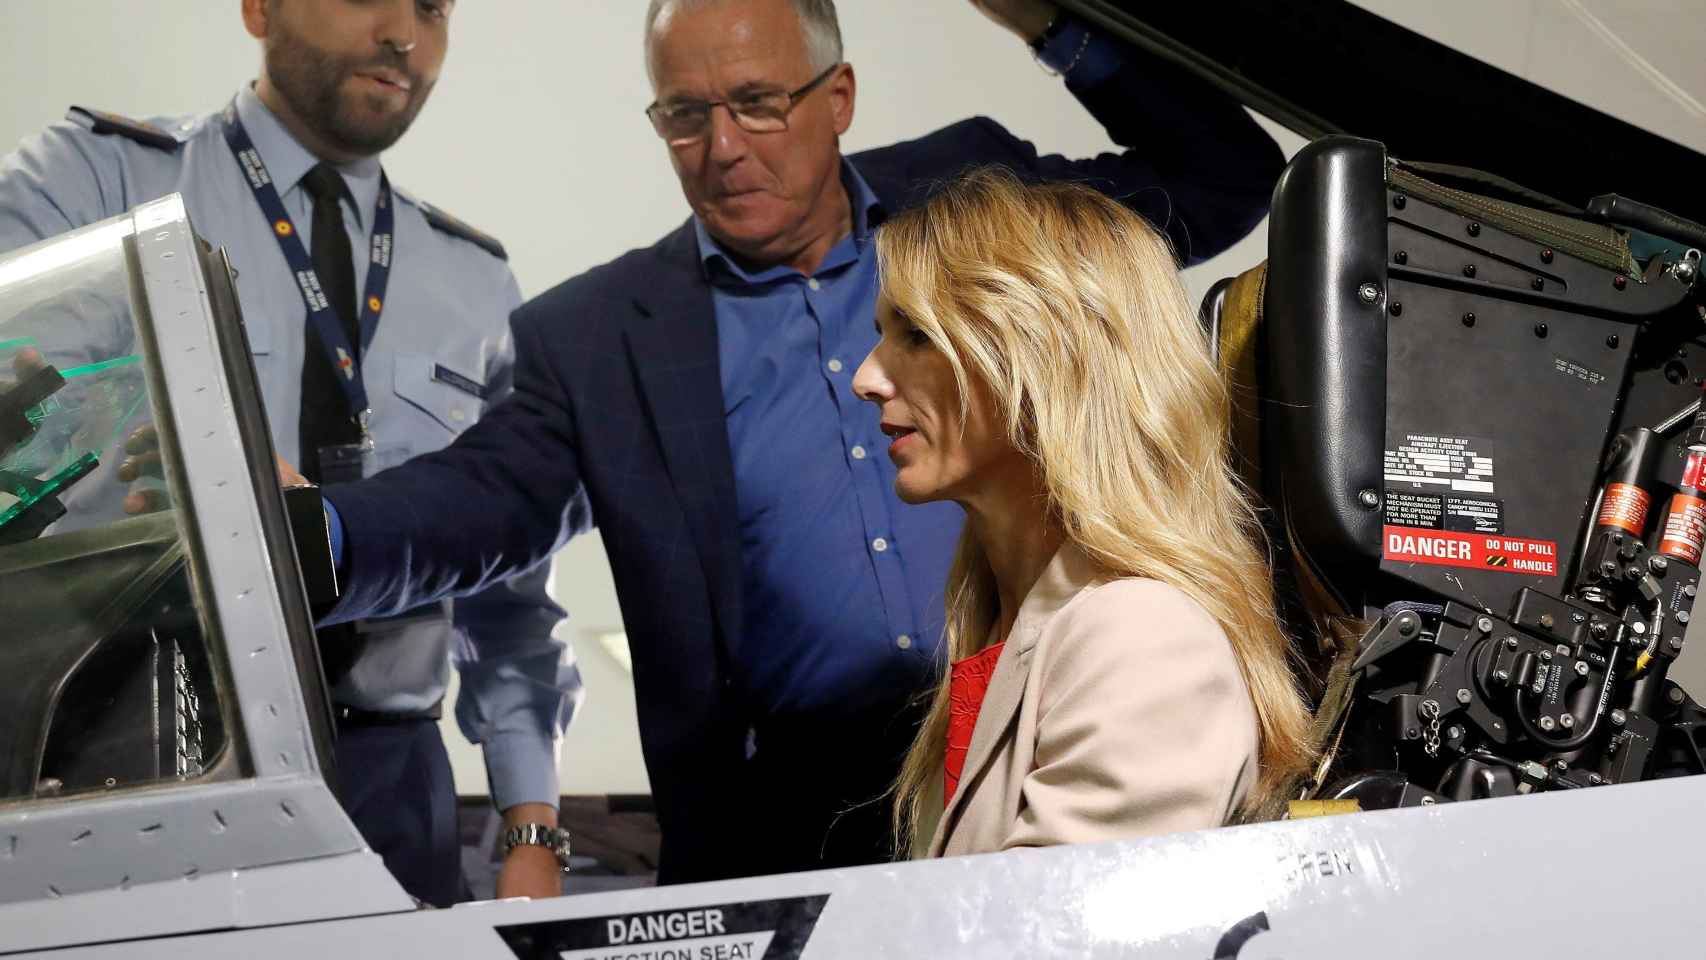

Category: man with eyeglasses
[315, 0, 1282, 882]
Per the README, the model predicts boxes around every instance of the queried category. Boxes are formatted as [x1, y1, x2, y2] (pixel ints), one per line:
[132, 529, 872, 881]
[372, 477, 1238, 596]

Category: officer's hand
[118, 424, 170, 515]
[1, 346, 47, 401]
[277, 455, 309, 489]
[9, 345, 45, 380]
[969, 0, 1058, 44]
[496, 845, 565, 900]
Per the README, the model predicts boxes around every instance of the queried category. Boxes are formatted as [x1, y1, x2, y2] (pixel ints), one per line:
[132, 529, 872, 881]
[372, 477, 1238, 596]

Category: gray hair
[645, 0, 844, 83]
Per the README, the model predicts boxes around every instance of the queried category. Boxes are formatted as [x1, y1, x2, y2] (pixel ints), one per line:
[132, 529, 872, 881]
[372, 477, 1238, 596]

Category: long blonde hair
[882, 168, 1314, 852]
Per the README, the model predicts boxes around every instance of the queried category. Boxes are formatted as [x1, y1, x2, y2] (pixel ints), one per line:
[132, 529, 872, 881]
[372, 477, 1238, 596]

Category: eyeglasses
[645, 63, 841, 144]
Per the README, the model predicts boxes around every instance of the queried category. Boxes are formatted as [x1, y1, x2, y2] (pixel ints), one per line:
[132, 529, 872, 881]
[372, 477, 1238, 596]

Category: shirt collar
[693, 158, 886, 284]
[234, 84, 384, 231]
[1007, 541, 1105, 655]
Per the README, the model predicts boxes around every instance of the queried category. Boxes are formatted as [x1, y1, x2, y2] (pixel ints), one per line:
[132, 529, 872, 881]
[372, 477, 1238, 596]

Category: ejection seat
[1206, 136, 1706, 802]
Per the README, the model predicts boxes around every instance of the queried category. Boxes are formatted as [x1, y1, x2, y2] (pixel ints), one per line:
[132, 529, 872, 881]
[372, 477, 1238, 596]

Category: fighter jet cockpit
[1, 203, 238, 809]
[0, 198, 398, 956]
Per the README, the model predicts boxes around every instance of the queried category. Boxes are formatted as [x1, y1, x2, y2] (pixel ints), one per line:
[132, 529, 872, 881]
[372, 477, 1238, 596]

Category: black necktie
[298, 163, 365, 688]
[298, 163, 363, 484]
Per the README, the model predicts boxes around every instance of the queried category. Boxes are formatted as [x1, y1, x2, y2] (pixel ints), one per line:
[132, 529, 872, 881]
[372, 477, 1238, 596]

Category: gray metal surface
[21, 772, 1705, 958]
[0, 849, 405, 955]
[130, 196, 327, 787]
[0, 197, 409, 949]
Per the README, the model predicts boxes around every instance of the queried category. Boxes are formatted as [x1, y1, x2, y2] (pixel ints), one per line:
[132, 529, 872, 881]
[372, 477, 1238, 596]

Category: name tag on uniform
[432, 363, 489, 400]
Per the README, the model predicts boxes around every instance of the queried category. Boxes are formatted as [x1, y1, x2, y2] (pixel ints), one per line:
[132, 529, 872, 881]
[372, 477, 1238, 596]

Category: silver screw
[1541, 650, 1554, 662]
[1552, 759, 1570, 773]
[1456, 688, 1473, 705]
[1575, 660, 1591, 677]
[1588, 773, 1605, 785]
[1494, 669, 1511, 683]
[1559, 713, 1576, 729]
[1679, 611, 1692, 625]
[1531, 681, 1546, 695]
[1359, 489, 1380, 508]
[1611, 709, 1628, 726]
[1632, 621, 1648, 636]
[1446, 725, 1465, 740]
[1539, 716, 1557, 731]
[1651, 556, 1670, 574]
[1359, 282, 1381, 303]
[1504, 635, 1519, 649]
[1477, 617, 1494, 634]
[1672, 637, 1686, 651]
[1670, 687, 1688, 704]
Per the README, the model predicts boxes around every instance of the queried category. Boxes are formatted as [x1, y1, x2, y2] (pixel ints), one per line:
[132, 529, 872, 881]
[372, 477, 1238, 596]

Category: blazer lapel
[926, 543, 1104, 856]
[624, 222, 744, 659]
[928, 637, 1036, 856]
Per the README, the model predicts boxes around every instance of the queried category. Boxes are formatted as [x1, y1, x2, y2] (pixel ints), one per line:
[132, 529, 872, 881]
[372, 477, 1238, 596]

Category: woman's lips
[885, 427, 918, 458]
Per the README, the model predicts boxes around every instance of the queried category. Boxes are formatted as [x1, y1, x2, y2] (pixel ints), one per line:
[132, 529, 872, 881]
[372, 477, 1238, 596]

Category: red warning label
[1383, 525, 1558, 576]
[1684, 450, 1706, 490]
[1658, 494, 1706, 565]
[1596, 482, 1650, 534]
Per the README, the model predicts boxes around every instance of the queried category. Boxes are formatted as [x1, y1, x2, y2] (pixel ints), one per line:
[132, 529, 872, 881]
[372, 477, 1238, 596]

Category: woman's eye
[904, 328, 931, 348]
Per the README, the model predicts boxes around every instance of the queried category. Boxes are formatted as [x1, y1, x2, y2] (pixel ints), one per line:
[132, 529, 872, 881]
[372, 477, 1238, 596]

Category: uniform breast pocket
[392, 351, 485, 436]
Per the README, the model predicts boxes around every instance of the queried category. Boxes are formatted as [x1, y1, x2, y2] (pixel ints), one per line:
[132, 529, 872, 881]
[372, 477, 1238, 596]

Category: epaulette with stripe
[66, 106, 182, 152]
[418, 201, 508, 261]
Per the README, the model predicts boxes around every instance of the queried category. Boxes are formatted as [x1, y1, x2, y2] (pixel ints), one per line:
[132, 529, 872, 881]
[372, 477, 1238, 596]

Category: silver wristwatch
[501, 823, 573, 873]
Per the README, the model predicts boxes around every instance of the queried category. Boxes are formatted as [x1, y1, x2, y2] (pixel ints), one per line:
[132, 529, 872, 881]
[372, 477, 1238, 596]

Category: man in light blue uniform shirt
[0, 0, 580, 905]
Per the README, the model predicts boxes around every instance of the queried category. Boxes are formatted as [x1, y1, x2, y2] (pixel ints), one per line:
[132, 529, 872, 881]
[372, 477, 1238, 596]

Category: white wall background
[3, 1, 1702, 798]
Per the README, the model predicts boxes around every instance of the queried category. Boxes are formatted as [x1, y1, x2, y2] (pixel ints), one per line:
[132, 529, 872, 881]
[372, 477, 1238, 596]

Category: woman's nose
[852, 351, 891, 403]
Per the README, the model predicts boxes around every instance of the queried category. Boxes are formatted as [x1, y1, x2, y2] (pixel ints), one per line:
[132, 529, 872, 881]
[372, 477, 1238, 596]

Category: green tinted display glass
[0, 336, 146, 534]
[0, 209, 245, 809]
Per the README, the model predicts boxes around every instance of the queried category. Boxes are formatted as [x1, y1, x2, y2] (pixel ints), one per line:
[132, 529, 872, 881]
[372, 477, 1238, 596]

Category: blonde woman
[852, 169, 1314, 858]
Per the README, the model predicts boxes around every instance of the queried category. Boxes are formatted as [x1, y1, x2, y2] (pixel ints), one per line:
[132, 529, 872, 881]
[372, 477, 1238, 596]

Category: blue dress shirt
[696, 164, 964, 720]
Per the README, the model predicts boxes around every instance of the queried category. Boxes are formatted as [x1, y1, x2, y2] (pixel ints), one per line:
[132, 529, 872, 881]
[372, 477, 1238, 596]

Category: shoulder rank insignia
[66, 106, 182, 152]
[419, 201, 508, 261]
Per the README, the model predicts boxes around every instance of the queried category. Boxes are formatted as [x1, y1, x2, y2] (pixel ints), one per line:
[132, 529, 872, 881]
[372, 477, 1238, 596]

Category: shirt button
[897, 634, 913, 650]
[827, 358, 844, 373]
[872, 537, 888, 552]
[851, 445, 867, 460]
[808, 278, 822, 291]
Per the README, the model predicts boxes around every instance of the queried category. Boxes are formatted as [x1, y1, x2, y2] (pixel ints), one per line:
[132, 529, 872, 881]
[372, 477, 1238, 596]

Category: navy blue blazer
[325, 54, 1283, 882]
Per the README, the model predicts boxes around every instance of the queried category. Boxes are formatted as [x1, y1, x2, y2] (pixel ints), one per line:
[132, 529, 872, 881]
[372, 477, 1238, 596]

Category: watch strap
[502, 823, 573, 872]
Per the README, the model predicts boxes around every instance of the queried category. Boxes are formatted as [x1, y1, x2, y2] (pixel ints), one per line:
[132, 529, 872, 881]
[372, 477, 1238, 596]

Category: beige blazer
[925, 543, 1259, 858]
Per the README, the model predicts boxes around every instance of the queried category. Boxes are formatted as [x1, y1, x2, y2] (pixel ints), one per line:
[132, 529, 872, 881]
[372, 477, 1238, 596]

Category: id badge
[316, 441, 413, 485]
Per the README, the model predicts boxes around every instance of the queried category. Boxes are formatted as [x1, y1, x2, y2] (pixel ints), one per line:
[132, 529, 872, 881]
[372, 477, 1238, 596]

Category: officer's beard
[263, 20, 432, 159]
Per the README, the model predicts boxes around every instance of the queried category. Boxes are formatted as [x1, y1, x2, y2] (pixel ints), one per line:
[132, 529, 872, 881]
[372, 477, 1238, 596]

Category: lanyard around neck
[220, 101, 394, 438]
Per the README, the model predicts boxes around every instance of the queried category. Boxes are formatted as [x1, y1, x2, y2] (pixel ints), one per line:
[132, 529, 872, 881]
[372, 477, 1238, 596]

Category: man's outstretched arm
[956, 0, 1285, 264]
[320, 310, 593, 624]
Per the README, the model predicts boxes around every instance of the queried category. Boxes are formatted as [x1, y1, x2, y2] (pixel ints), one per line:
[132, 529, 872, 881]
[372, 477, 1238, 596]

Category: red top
[945, 642, 1006, 804]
